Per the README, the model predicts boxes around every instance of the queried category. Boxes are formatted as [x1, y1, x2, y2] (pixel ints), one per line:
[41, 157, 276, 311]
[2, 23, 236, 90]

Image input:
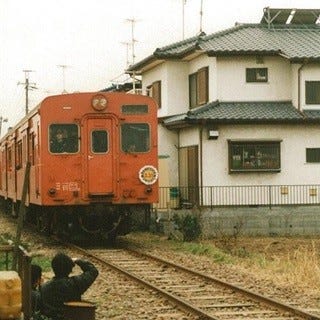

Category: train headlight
[91, 94, 107, 111]
[139, 165, 158, 185]
[48, 188, 56, 197]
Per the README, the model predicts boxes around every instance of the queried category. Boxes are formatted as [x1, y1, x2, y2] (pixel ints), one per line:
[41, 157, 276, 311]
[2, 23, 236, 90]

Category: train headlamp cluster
[91, 94, 107, 111]
[139, 165, 158, 185]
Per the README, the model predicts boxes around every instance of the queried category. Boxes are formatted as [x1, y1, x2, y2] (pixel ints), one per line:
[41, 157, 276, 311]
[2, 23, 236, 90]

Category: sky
[1, 0, 320, 133]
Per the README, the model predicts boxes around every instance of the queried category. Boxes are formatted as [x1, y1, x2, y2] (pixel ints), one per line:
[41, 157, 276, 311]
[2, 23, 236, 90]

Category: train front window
[121, 123, 150, 153]
[49, 124, 79, 154]
[91, 130, 108, 153]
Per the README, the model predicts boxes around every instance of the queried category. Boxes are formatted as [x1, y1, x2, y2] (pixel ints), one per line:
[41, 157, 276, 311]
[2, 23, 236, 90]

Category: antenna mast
[121, 41, 131, 68]
[57, 64, 70, 94]
[182, 0, 186, 39]
[199, 0, 203, 33]
[125, 18, 138, 65]
[125, 18, 139, 92]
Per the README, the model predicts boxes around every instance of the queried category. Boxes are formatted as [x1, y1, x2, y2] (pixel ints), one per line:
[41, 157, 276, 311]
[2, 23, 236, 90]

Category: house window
[305, 81, 320, 104]
[246, 68, 268, 83]
[229, 141, 281, 172]
[147, 81, 161, 108]
[306, 148, 320, 163]
[189, 67, 209, 109]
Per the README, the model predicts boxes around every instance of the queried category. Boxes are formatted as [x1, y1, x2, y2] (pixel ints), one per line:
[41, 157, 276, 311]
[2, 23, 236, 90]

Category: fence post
[13, 162, 31, 270]
[269, 185, 272, 209]
[20, 250, 32, 320]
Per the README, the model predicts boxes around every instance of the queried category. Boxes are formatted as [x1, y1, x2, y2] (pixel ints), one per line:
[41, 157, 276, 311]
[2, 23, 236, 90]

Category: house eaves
[163, 101, 320, 129]
[127, 33, 205, 73]
[126, 55, 165, 75]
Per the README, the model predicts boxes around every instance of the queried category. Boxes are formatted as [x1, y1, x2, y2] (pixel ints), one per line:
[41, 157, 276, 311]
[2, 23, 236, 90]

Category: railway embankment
[1, 212, 320, 319]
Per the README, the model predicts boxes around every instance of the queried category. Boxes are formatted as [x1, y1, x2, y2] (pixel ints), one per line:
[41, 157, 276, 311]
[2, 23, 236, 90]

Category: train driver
[50, 129, 68, 153]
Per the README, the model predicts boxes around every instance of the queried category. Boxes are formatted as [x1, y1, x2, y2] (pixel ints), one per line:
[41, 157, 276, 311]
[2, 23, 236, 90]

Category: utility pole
[18, 70, 36, 115]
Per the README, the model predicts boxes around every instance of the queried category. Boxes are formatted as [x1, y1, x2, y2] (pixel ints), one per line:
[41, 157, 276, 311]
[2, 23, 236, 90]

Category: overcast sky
[1, 0, 320, 131]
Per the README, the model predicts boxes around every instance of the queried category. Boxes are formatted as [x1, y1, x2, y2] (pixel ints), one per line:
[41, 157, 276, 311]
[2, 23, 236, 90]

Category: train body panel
[0, 92, 158, 237]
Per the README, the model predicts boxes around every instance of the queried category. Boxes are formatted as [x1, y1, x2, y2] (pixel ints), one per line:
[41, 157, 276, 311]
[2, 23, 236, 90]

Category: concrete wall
[216, 56, 292, 102]
[152, 206, 320, 237]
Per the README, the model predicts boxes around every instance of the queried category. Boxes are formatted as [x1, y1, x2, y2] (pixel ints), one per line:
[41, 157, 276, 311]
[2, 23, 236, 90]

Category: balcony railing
[157, 185, 320, 209]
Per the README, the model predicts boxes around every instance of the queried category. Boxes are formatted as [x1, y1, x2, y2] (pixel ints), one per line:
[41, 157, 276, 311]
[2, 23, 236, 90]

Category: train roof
[1, 91, 155, 141]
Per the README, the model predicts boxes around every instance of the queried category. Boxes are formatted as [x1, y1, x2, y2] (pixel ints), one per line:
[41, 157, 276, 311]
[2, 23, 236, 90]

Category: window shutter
[197, 67, 208, 105]
[152, 81, 161, 108]
[189, 73, 197, 109]
[306, 81, 320, 105]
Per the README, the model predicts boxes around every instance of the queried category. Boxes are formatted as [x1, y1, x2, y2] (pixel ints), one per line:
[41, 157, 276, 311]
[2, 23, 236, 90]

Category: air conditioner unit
[208, 130, 219, 140]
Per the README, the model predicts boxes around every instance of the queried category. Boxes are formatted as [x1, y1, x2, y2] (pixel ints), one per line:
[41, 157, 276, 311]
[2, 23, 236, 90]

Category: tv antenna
[125, 18, 139, 65]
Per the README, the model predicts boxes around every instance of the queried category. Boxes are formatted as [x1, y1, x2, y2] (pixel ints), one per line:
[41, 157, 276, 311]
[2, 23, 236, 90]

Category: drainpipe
[177, 129, 180, 186]
[199, 124, 203, 206]
[297, 60, 308, 112]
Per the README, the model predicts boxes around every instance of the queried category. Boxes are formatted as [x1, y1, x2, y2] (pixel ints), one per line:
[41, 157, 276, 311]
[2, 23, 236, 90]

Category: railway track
[63, 241, 320, 320]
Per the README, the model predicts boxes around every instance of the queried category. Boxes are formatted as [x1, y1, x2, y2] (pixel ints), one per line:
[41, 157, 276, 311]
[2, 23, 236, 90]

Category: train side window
[91, 130, 108, 153]
[49, 124, 79, 154]
[121, 123, 150, 153]
[30, 133, 35, 165]
[16, 140, 22, 170]
[7, 147, 12, 171]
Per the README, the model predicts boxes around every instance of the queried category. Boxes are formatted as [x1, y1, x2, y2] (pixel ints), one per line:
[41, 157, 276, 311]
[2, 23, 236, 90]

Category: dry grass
[219, 238, 320, 294]
[126, 232, 320, 295]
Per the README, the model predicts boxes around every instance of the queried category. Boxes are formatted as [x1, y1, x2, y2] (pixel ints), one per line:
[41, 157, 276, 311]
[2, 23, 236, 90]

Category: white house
[127, 8, 320, 209]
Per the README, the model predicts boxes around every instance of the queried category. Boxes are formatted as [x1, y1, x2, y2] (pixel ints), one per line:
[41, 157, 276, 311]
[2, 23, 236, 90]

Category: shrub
[173, 213, 201, 241]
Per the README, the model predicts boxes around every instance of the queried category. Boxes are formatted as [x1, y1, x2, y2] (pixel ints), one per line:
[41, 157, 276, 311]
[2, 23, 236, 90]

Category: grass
[0, 232, 52, 272]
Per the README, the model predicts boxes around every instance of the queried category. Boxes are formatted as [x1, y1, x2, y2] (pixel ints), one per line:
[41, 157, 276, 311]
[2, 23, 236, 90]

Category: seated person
[31, 264, 42, 314]
[40, 252, 98, 320]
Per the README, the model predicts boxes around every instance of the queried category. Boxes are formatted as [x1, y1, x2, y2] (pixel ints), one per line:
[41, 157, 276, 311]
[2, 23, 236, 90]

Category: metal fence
[157, 185, 320, 209]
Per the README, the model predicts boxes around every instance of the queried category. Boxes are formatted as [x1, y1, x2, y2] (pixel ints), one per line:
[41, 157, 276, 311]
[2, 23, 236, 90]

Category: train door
[84, 117, 114, 196]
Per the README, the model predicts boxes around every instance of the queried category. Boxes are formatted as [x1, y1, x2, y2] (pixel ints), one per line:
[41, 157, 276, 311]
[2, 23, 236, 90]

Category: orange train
[0, 92, 158, 240]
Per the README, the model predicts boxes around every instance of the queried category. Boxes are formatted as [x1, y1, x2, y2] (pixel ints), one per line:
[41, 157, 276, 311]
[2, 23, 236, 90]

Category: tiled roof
[188, 101, 304, 121]
[163, 101, 320, 127]
[200, 24, 320, 60]
[128, 23, 320, 71]
[302, 109, 320, 119]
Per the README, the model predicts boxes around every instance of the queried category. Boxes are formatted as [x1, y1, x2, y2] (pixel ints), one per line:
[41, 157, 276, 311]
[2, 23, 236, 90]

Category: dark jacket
[40, 259, 98, 320]
[31, 289, 41, 314]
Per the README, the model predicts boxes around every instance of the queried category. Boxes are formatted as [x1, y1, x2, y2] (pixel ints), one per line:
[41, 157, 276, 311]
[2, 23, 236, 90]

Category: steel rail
[127, 247, 320, 320]
[58, 236, 320, 320]
[66, 242, 218, 320]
